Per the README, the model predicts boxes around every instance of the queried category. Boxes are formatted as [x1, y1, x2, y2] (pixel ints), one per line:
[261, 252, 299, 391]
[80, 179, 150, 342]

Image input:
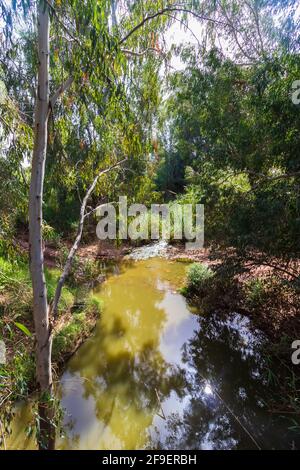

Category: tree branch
[217, 0, 257, 62]
[84, 201, 117, 219]
[247, 170, 300, 192]
[48, 5, 227, 109]
[119, 6, 230, 45]
[45, 0, 82, 47]
[244, 0, 265, 56]
[50, 158, 127, 319]
[164, 13, 201, 48]
[121, 47, 164, 57]
[246, 259, 299, 281]
[50, 76, 74, 109]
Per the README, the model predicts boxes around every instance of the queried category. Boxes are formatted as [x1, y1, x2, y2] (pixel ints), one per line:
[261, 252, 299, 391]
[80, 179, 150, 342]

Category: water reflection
[57, 259, 299, 450]
[57, 259, 191, 449]
[153, 312, 298, 450]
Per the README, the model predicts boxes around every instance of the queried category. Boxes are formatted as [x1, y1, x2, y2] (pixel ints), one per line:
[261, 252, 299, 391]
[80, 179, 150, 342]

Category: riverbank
[0, 250, 103, 437]
[94, 239, 300, 416]
[169, 246, 299, 343]
[179, 250, 300, 422]
[8, 236, 300, 342]
[40, 238, 300, 341]
[5, 256, 298, 450]
[79, 240, 299, 346]
[70, 239, 300, 342]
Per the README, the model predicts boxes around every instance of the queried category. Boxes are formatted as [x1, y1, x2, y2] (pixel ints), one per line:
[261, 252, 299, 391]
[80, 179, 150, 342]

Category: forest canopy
[0, 0, 299, 258]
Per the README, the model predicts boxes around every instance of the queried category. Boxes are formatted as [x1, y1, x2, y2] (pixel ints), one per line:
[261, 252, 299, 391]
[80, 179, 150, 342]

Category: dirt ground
[15, 236, 299, 341]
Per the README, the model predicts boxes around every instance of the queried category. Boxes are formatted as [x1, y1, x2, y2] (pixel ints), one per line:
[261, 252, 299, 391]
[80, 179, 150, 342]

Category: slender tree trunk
[29, 1, 53, 448]
[111, 0, 118, 28]
[29, 0, 55, 449]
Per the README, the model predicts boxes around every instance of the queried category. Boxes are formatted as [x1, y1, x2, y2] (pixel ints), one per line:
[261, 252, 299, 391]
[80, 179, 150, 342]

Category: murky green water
[6, 257, 298, 449]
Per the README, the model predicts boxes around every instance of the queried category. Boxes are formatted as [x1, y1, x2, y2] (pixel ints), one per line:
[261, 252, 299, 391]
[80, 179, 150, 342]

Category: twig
[155, 388, 166, 420]
[50, 158, 127, 319]
[165, 12, 201, 48]
[84, 201, 117, 219]
[0, 391, 13, 409]
[119, 6, 230, 45]
[121, 47, 165, 57]
[44, 0, 82, 47]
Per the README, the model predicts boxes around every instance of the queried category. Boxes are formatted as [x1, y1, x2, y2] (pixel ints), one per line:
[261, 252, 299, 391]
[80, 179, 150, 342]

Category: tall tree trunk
[111, 0, 118, 28]
[29, 0, 53, 448]
[29, 0, 55, 449]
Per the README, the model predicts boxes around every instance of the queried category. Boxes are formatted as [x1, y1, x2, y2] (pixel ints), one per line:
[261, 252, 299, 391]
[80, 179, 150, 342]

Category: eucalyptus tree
[192, 0, 300, 62]
[5, 0, 296, 448]
[2, 0, 221, 448]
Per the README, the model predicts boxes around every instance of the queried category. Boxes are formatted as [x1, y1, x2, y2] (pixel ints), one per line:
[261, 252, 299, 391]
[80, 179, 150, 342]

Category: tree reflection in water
[58, 259, 189, 450]
[152, 313, 298, 450]
[57, 259, 298, 450]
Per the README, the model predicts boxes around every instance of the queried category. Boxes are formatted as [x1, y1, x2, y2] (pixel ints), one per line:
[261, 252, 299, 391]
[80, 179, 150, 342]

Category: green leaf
[14, 322, 32, 337]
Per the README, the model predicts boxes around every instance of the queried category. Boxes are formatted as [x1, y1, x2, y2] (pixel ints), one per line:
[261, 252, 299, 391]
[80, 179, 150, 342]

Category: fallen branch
[50, 158, 127, 319]
[246, 260, 299, 281]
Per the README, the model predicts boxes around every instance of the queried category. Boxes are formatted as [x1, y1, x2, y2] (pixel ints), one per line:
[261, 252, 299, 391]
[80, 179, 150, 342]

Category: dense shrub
[186, 263, 215, 290]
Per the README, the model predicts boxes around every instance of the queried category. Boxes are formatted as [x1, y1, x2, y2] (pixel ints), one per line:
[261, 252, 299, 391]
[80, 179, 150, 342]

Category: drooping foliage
[0, 0, 177, 241]
[1, 0, 299, 256]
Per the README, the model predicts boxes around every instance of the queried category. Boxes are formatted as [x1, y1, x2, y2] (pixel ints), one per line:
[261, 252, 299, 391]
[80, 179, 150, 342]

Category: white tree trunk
[29, 0, 52, 393]
[111, 0, 118, 28]
[51, 158, 127, 319]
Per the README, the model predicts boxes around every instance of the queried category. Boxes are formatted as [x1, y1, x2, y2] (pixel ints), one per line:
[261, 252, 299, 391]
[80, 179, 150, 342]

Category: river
[5, 256, 297, 449]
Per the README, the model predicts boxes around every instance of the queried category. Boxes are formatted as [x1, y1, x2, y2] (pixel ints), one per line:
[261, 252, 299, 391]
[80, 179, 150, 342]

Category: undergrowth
[0, 253, 103, 430]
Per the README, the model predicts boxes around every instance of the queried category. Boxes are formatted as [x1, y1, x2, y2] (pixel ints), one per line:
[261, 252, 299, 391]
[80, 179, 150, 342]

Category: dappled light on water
[56, 258, 295, 450]
[4, 258, 297, 449]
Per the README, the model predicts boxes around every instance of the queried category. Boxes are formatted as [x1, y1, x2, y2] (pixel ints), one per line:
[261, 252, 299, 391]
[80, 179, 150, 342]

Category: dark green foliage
[185, 262, 215, 291]
[158, 49, 300, 258]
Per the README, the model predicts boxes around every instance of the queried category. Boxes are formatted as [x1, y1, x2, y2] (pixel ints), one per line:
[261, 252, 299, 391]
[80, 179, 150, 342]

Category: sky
[165, 17, 203, 71]
[165, 2, 300, 70]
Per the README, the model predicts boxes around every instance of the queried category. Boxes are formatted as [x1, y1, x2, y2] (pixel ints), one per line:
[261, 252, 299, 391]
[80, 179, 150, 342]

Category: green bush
[186, 263, 215, 290]
[44, 268, 75, 314]
[244, 278, 267, 308]
[52, 294, 102, 361]
[83, 295, 103, 316]
[42, 222, 61, 247]
[52, 315, 85, 358]
[0, 256, 32, 319]
[10, 348, 35, 397]
[80, 259, 101, 284]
